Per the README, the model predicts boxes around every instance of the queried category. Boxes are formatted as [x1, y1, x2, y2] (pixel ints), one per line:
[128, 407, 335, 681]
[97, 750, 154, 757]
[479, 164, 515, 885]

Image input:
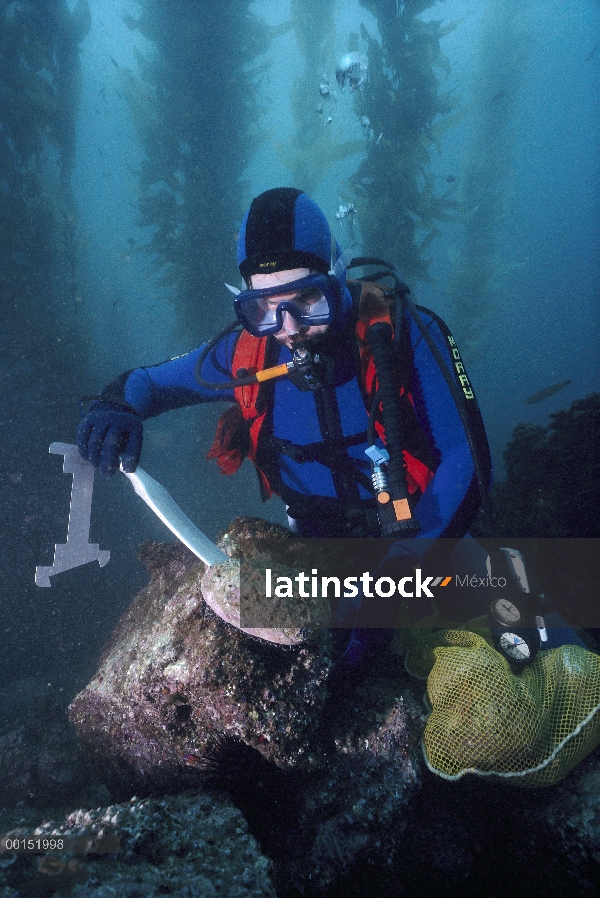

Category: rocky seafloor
[0, 791, 274, 898]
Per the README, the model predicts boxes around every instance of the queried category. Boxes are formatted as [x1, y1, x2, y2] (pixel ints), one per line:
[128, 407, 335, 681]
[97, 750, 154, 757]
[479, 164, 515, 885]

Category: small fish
[180, 751, 204, 766]
[585, 42, 599, 63]
[110, 55, 119, 68]
[446, 174, 456, 183]
[490, 89, 507, 103]
[525, 379, 572, 404]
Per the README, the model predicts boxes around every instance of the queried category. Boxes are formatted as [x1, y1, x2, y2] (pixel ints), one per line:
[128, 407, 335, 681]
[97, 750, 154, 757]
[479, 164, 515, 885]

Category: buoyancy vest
[206, 281, 437, 502]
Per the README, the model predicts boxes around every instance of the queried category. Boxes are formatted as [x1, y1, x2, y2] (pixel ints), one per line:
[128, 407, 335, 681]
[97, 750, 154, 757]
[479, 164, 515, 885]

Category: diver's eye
[257, 289, 319, 310]
[257, 297, 280, 311]
[294, 287, 322, 306]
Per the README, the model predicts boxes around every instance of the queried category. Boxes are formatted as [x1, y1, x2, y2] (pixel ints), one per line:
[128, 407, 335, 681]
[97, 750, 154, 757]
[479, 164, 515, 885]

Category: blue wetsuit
[102, 291, 489, 547]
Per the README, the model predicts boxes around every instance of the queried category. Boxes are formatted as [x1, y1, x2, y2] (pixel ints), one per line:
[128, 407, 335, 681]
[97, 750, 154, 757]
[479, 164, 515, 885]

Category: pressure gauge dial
[490, 597, 522, 627]
[498, 632, 531, 664]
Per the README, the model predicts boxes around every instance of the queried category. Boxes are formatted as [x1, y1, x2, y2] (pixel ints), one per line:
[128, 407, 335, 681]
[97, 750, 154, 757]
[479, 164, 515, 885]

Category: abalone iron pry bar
[35, 443, 227, 587]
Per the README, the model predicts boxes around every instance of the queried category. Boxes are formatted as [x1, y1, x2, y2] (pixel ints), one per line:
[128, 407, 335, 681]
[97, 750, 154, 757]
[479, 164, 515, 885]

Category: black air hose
[194, 321, 259, 390]
[366, 320, 410, 500]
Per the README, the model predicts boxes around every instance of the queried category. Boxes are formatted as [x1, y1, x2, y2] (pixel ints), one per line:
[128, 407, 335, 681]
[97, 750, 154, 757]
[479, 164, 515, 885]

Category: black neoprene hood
[237, 188, 333, 283]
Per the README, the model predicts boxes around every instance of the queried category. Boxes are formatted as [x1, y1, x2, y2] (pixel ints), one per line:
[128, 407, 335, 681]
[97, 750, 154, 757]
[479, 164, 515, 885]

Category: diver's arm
[100, 332, 239, 419]
[77, 333, 238, 475]
[412, 309, 490, 539]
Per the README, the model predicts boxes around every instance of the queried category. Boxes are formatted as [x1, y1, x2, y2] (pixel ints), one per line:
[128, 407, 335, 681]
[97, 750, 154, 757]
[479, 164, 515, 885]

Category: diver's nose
[282, 310, 302, 335]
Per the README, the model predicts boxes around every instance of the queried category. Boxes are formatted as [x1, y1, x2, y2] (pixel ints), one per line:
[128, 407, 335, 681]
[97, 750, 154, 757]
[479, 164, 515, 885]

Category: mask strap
[330, 246, 352, 280]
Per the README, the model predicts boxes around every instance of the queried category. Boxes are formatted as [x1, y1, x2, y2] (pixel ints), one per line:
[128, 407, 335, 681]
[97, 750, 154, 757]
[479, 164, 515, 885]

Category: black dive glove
[77, 400, 143, 478]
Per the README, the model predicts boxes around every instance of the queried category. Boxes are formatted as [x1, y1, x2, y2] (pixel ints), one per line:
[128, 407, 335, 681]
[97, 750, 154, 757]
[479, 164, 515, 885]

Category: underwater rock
[485, 392, 600, 539]
[68, 522, 338, 796]
[64, 521, 600, 895]
[190, 655, 425, 894]
[282, 668, 425, 893]
[0, 792, 275, 898]
[542, 754, 600, 892]
[67, 518, 427, 891]
[200, 518, 331, 645]
[372, 758, 600, 898]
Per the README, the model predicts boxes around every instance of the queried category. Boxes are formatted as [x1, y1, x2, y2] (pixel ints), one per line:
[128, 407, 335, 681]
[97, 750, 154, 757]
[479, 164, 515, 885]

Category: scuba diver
[76, 187, 582, 666]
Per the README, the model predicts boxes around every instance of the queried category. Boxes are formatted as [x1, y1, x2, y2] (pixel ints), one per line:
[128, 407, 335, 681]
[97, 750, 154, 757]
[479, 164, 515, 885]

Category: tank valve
[365, 445, 420, 536]
[366, 445, 391, 500]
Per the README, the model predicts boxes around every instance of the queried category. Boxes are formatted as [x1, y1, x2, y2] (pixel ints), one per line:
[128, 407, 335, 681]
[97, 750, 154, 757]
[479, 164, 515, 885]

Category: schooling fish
[525, 379, 572, 404]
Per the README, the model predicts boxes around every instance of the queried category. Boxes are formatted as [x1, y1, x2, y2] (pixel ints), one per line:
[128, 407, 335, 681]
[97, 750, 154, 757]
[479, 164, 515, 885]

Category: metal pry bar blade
[122, 466, 228, 568]
[35, 443, 110, 587]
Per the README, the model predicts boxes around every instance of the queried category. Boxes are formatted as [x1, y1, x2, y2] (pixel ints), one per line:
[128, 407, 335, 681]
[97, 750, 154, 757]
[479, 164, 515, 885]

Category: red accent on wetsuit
[206, 282, 435, 500]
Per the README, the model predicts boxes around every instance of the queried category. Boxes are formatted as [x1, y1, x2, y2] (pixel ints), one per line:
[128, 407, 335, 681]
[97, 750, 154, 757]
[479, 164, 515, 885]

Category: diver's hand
[76, 400, 143, 477]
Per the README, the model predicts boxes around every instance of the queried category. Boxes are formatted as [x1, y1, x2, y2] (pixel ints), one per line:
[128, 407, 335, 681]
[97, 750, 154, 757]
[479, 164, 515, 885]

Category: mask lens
[242, 297, 278, 331]
[288, 291, 330, 322]
[235, 276, 336, 336]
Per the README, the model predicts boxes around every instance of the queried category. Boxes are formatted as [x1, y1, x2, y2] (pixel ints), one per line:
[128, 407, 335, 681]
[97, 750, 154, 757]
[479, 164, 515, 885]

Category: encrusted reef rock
[201, 517, 331, 644]
[541, 755, 600, 894]
[69, 519, 424, 793]
[67, 519, 426, 893]
[280, 674, 425, 893]
[69, 522, 336, 797]
[480, 392, 600, 539]
[0, 792, 275, 898]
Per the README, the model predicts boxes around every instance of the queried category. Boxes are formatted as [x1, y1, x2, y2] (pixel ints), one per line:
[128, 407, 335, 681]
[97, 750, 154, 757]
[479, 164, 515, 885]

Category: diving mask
[234, 273, 339, 337]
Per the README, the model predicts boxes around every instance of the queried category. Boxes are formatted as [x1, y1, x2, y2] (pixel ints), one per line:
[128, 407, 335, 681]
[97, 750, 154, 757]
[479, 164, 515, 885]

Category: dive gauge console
[488, 548, 546, 667]
[497, 631, 535, 664]
[490, 597, 522, 627]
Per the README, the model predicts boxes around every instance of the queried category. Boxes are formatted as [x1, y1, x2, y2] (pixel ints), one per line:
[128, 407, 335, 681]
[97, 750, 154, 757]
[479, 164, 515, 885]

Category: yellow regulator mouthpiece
[255, 363, 290, 383]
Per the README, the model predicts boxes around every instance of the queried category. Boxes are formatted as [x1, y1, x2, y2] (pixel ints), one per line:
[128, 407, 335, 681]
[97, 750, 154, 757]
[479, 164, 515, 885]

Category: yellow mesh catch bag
[406, 629, 600, 788]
